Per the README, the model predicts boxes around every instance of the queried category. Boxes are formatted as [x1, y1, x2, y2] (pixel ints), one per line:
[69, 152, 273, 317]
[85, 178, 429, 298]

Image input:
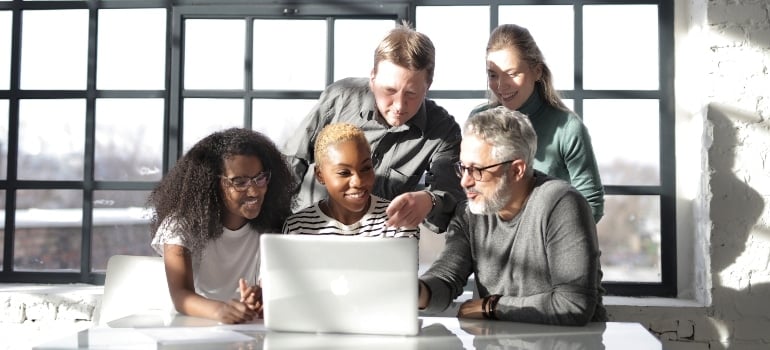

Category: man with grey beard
[417, 106, 607, 326]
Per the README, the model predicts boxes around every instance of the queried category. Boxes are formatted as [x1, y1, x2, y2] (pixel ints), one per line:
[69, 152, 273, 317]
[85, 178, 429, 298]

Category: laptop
[260, 234, 420, 336]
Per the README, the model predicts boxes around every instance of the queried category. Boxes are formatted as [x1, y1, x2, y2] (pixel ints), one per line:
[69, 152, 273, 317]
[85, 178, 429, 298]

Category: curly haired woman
[148, 127, 295, 324]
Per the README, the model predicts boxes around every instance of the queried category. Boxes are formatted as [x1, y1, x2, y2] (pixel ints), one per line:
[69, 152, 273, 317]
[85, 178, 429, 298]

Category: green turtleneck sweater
[470, 89, 604, 222]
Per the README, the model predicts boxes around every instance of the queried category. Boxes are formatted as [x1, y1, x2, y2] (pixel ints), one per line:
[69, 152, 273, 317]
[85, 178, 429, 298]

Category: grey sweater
[420, 172, 607, 325]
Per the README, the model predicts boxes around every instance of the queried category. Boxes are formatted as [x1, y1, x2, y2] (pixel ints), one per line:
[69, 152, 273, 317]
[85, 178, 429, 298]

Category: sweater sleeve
[419, 204, 474, 313]
[560, 116, 605, 223]
[493, 190, 602, 325]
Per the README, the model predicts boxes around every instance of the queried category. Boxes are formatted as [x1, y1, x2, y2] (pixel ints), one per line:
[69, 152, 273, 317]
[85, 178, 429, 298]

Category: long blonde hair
[487, 24, 566, 111]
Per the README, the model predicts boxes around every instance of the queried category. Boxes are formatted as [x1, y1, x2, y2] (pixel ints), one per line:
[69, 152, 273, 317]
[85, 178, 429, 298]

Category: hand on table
[457, 298, 485, 319]
[213, 298, 258, 324]
[239, 278, 263, 318]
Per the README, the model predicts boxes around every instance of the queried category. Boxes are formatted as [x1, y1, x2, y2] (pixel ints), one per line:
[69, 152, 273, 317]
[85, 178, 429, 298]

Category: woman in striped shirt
[282, 122, 418, 238]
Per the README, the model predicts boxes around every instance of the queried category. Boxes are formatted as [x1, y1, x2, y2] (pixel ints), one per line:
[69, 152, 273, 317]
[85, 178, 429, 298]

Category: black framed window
[412, 1, 675, 297]
[0, 0, 675, 297]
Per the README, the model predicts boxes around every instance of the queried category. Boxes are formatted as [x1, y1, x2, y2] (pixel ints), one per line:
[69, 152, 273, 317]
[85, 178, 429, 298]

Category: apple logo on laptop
[330, 275, 350, 296]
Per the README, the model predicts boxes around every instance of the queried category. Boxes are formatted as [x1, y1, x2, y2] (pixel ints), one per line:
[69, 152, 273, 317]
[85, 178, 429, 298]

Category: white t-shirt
[151, 218, 261, 302]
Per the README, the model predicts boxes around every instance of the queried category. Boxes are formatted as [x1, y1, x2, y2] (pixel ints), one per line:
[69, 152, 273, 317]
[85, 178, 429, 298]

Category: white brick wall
[0, 284, 100, 349]
[605, 0, 770, 349]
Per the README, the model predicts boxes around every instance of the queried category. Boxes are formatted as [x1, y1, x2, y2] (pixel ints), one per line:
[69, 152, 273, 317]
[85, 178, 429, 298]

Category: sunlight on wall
[718, 231, 770, 291]
[676, 15, 709, 202]
[707, 316, 731, 347]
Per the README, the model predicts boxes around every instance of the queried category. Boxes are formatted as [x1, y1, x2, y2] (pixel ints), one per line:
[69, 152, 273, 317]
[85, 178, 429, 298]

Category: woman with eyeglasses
[471, 24, 604, 222]
[148, 127, 296, 324]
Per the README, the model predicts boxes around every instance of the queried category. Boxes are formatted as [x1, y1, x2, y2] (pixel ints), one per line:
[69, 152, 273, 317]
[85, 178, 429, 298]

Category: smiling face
[369, 60, 430, 127]
[220, 155, 267, 230]
[315, 139, 375, 225]
[486, 48, 542, 111]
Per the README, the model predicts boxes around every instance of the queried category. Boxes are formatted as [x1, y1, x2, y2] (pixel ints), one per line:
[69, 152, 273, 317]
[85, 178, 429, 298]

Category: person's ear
[510, 159, 527, 179]
[314, 165, 325, 185]
[370, 67, 377, 86]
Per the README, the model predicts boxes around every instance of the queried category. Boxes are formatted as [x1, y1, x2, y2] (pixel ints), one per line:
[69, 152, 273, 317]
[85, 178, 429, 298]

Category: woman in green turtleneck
[470, 24, 604, 222]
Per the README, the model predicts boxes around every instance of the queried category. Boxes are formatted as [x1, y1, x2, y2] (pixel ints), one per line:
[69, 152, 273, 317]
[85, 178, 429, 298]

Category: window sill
[604, 296, 705, 308]
[0, 283, 103, 294]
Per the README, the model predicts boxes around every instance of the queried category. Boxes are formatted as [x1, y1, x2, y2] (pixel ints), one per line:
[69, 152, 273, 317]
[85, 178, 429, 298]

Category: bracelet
[488, 294, 502, 320]
[423, 190, 437, 208]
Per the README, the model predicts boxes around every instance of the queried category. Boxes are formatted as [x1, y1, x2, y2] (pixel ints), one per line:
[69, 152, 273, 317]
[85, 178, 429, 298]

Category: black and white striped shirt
[282, 195, 419, 238]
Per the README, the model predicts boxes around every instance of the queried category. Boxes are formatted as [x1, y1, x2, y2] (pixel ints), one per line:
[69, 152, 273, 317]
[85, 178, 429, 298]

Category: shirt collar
[360, 91, 378, 121]
[408, 101, 428, 135]
[360, 92, 428, 135]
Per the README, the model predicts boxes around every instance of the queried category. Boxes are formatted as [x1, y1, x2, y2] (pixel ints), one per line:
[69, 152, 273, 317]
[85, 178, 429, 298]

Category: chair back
[97, 255, 175, 325]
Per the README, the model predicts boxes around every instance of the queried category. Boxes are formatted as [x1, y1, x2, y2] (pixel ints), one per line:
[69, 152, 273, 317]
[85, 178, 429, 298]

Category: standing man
[418, 106, 606, 325]
[284, 22, 463, 232]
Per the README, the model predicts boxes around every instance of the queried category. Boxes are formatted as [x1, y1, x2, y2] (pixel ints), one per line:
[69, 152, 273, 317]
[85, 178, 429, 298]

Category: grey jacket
[283, 77, 463, 233]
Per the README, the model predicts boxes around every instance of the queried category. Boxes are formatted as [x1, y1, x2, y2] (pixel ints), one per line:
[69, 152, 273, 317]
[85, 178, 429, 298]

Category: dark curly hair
[148, 128, 296, 254]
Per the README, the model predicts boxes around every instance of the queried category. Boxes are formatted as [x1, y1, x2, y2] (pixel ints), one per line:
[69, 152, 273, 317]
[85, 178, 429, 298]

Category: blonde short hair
[373, 21, 435, 84]
[314, 123, 370, 168]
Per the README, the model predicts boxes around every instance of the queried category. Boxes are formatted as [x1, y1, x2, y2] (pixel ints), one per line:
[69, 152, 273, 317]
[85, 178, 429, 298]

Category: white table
[35, 312, 661, 349]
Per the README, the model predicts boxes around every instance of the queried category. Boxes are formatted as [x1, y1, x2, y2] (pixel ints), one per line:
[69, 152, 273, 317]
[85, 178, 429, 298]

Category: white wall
[606, 0, 770, 349]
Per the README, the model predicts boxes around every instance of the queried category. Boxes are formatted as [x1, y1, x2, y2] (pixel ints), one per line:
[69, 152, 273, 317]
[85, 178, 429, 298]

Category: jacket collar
[361, 92, 427, 135]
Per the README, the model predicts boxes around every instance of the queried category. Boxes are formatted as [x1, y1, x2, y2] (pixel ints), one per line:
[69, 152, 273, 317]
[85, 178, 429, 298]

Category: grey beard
[467, 177, 513, 215]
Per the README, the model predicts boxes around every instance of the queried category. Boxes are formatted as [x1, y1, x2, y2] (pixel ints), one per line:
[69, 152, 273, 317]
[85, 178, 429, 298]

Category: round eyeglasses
[454, 160, 515, 181]
[222, 171, 271, 191]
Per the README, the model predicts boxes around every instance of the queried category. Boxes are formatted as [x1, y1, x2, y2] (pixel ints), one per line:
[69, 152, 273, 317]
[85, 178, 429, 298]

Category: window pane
[21, 10, 88, 90]
[184, 19, 244, 90]
[0, 11, 10, 90]
[252, 99, 317, 149]
[334, 19, 395, 81]
[433, 98, 487, 130]
[499, 5, 574, 90]
[91, 190, 154, 272]
[14, 189, 82, 271]
[583, 99, 660, 186]
[584, 5, 659, 90]
[97, 9, 166, 90]
[563, 99, 574, 111]
[0, 99, 7, 180]
[416, 6, 488, 90]
[253, 19, 326, 90]
[18, 99, 85, 180]
[0, 189, 4, 271]
[95, 99, 163, 181]
[183, 98, 243, 152]
[597, 195, 661, 283]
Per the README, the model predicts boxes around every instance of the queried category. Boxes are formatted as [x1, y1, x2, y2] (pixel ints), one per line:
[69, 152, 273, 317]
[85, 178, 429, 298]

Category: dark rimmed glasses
[454, 160, 515, 181]
[221, 171, 271, 191]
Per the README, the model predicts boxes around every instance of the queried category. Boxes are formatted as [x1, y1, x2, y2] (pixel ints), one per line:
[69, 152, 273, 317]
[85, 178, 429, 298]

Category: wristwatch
[423, 190, 437, 209]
